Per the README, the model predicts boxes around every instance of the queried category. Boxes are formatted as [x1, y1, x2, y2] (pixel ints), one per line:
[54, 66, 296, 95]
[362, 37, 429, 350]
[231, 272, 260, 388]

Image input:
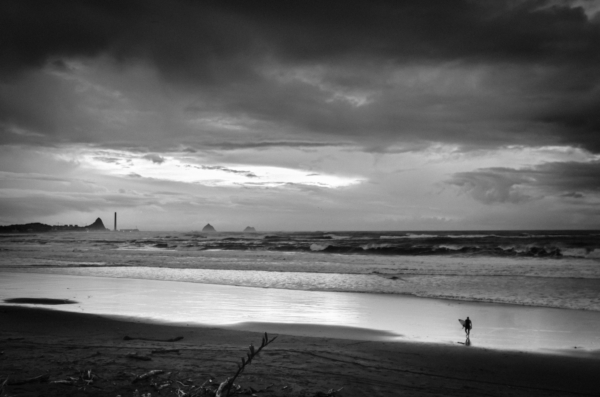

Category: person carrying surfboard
[464, 316, 472, 337]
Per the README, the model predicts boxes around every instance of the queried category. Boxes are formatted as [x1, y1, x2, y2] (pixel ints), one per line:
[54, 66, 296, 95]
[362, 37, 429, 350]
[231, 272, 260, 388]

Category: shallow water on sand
[1, 272, 600, 356]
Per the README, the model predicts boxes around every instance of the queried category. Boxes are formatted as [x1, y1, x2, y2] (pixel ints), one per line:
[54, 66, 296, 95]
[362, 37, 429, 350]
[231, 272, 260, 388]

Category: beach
[2, 272, 600, 354]
[4, 0, 600, 394]
[1, 232, 600, 396]
[1, 305, 599, 397]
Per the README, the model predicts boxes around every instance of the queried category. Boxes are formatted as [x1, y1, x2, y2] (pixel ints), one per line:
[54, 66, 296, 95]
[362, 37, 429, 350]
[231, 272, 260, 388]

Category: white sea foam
[361, 243, 392, 250]
[437, 244, 466, 250]
[324, 234, 351, 240]
[561, 248, 600, 258]
[379, 233, 438, 239]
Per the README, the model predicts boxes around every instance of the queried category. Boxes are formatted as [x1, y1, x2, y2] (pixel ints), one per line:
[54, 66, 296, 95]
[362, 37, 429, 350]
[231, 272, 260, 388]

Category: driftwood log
[123, 335, 183, 342]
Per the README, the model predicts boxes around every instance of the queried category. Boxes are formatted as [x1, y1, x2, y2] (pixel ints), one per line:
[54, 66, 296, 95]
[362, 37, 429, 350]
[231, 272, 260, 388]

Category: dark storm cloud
[0, 0, 259, 82]
[1, 0, 600, 151]
[446, 169, 536, 204]
[537, 87, 600, 152]
[200, 140, 351, 150]
[3, 1, 598, 74]
[0, 171, 71, 183]
[447, 160, 600, 204]
[142, 153, 165, 164]
[222, 0, 600, 65]
[0, 190, 167, 219]
[93, 156, 121, 164]
[561, 191, 585, 198]
[0, 0, 143, 76]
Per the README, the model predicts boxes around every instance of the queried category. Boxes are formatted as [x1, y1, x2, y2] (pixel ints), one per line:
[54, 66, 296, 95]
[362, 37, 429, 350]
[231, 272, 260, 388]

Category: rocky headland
[0, 217, 109, 233]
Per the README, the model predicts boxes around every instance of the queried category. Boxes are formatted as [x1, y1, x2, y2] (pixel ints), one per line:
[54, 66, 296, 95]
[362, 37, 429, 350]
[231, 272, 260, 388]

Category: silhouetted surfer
[464, 316, 472, 337]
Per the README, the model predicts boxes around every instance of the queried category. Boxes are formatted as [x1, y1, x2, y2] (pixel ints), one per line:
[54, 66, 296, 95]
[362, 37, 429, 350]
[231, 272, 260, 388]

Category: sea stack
[243, 226, 257, 233]
[202, 223, 216, 232]
[87, 217, 108, 231]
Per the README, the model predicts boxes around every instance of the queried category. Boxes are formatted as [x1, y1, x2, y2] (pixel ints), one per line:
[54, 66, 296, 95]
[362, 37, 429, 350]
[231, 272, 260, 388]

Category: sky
[1, 0, 600, 231]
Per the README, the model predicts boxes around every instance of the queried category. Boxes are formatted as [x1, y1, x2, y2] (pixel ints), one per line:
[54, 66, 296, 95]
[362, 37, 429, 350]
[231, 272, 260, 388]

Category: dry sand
[1, 305, 598, 397]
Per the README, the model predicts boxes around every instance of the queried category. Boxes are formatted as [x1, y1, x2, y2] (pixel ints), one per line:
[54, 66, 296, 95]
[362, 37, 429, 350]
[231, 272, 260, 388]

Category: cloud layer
[1, 0, 600, 229]
[2, 0, 600, 151]
[447, 161, 600, 203]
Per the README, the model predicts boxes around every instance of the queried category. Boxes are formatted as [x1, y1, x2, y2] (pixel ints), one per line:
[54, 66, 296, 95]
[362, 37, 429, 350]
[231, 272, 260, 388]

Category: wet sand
[1, 305, 598, 397]
[2, 272, 600, 354]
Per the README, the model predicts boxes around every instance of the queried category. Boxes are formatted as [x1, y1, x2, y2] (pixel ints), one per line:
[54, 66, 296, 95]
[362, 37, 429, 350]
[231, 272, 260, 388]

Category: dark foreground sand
[1, 306, 598, 397]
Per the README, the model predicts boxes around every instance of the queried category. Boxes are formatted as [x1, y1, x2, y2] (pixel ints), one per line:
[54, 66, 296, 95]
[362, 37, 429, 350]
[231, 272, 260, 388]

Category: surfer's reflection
[465, 337, 471, 346]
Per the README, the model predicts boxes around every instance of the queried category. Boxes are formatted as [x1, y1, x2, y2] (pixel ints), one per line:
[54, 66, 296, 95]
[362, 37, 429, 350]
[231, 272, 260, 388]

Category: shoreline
[2, 254, 599, 313]
[1, 305, 599, 397]
[2, 272, 600, 356]
[7, 266, 600, 314]
[6, 300, 598, 359]
[4, 267, 600, 315]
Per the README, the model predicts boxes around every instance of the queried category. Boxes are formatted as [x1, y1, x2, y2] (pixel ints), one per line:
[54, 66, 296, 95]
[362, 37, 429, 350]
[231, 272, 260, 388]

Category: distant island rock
[0, 217, 109, 233]
[202, 223, 217, 232]
[243, 226, 257, 232]
[88, 217, 108, 230]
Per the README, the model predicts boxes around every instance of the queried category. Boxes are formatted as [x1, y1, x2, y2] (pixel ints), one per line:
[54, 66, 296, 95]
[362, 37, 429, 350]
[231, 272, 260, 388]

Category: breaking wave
[2, 229, 599, 259]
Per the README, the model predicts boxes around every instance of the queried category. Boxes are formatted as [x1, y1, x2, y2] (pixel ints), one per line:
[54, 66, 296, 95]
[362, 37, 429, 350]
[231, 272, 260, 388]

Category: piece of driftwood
[314, 387, 344, 397]
[151, 349, 180, 354]
[152, 381, 171, 391]
[123, 335, 184, 342]
[50, 379, 76, 385]
[133, 370, 164, 383]
[7, 374, 50, 385]
[126, 353, 152, 361]
[217, 332, 277, 397]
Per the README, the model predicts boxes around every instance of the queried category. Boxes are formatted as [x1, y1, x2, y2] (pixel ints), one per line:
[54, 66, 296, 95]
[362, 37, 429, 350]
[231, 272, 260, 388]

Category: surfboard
[458, 319, 466, 327]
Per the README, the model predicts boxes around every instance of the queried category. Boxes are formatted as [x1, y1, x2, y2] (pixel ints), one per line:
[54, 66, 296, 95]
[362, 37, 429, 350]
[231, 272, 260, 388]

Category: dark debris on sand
[4, 298, 78, 305]
[0, 333, 343, 397]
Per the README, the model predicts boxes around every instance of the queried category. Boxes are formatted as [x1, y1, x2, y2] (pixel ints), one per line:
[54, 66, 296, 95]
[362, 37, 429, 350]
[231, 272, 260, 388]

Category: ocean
[1, 230, 600, 353]
[1, 230, 599, 311]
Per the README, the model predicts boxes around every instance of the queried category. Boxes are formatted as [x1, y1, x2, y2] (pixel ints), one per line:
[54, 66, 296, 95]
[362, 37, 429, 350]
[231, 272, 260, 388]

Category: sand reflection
[1, 272, 600, 355]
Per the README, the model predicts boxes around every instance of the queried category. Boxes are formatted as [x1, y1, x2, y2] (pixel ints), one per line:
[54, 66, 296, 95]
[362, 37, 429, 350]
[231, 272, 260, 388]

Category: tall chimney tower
[114, 212, 117, 231]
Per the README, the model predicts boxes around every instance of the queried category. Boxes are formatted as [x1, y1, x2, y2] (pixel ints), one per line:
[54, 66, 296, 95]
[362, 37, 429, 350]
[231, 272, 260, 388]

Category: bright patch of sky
[78, 148, 362, 188]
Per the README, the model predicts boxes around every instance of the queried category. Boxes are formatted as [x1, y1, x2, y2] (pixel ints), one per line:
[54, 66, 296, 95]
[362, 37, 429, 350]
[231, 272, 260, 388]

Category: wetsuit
[464, 318, 472, 336]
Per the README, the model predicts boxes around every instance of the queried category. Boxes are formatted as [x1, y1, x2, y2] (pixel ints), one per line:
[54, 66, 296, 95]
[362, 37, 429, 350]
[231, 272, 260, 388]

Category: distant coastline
[0, 217, 110, 233]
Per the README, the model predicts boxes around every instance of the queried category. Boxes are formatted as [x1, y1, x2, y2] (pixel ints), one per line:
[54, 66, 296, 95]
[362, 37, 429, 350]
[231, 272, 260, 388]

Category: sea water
[1, 230, 599, 353]
[1, 230, 599, 311]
